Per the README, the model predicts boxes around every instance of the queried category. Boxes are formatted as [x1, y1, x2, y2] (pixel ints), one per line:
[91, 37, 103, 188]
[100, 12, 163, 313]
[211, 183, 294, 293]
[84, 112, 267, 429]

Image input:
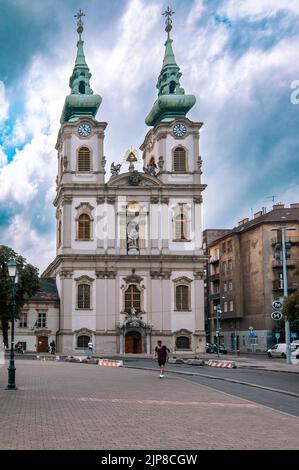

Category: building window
[19, 312, 27, 328]
[224, 302, 228, 313]
[227, 240, 232, 252]
[78, 284, 91, 309]
[229, 300, 234, 311]
[221, 242, 226, 253]
[37, 313, 46, 328]
[174, 204, 190, 241]
[222, 261, 227, 273]
[173, 147, 187, 172]
[175, 285, 190, 311]
[125, 284, 141, 313]
[78, 214, 91, 240]
[78, 147, 91, 172]
[228, 280, 233, 291]
[228, 259, 232, 271]
[176, 336, 190, 349]
[77, 335, 90, 348]
[223, 281, 227, 292]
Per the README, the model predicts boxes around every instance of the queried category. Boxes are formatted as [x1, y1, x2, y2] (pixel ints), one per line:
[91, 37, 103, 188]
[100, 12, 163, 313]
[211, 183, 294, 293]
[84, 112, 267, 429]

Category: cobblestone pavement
[0, 361, 298, 450]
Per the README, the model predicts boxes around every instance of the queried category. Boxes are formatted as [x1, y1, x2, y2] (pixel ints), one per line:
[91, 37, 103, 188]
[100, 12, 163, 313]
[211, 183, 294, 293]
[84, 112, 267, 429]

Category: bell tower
[141, 7, 203, 186]
[54, 10, 107, 256]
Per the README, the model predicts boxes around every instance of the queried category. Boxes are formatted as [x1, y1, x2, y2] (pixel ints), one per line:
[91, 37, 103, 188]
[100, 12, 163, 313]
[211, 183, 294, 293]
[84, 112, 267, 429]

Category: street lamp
[6, 258, 18, 390]
[271, 226, 296, 365]
[215, 305, 221, 358]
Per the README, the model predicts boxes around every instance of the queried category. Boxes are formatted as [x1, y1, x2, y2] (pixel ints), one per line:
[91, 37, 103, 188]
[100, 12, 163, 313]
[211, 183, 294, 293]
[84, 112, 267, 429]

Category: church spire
[145, 7, 196, 127]
[60, 10, 102, 124]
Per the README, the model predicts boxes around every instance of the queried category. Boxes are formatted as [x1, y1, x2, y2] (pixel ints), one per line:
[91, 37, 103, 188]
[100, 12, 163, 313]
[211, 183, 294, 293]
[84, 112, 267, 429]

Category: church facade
[40, 10, 207, 355]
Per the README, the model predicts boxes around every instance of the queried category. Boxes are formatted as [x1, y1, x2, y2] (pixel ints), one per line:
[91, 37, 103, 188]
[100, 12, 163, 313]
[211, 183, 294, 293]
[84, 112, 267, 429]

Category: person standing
[154, 340, 170, 378]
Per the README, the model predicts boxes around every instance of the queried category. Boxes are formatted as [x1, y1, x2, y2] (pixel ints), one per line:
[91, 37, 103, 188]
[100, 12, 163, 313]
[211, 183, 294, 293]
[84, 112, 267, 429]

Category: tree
[0, 245, 39, 347]
[281, 261, 299, 335]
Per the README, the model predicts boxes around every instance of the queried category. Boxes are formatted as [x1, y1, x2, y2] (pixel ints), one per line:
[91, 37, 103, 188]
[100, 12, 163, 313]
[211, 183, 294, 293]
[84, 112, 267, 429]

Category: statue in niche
[111, 162, 121, 176]
[127, 219, 139, 252]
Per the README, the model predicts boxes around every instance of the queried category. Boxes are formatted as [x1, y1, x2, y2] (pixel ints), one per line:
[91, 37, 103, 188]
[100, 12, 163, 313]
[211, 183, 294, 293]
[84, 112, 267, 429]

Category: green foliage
[282, 290, 299, 323]
[0, 245, 39, 346]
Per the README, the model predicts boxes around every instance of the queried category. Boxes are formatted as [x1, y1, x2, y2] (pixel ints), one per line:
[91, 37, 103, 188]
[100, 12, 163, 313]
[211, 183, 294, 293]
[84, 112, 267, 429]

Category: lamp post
[6, 258, 18, 390]
[272, 226, 296, 365]
[215, 305, 221, 358]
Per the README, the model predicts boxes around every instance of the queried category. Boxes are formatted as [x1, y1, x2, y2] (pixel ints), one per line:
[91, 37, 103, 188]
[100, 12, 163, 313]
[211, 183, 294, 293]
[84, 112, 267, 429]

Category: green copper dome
[145, 9, 196, 127]
[60, 11, 102, 124]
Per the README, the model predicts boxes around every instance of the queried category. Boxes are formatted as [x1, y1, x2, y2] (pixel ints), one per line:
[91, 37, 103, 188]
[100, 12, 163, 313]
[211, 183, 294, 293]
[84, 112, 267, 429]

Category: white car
[267, 343, 297, 358]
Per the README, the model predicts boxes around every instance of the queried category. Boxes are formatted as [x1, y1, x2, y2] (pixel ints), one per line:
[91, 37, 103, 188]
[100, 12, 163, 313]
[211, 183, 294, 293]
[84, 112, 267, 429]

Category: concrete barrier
[207, 360, 236, 369]
[98, 359, 123, 367]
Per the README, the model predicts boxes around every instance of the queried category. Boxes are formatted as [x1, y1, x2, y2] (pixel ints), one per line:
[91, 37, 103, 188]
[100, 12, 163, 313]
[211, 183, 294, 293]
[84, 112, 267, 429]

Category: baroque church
[16, 9, 207, 355]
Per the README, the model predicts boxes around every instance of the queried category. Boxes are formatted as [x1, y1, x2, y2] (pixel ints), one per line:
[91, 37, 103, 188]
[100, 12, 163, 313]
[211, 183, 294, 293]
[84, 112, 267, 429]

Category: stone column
[59, 270, 73, 331]
[146, 332, 151, 355]
[120, 330, 124, 354]
[150, 197, 160, 254]
[96, 196, 105, 254]
[161, 272, 172, 331]
[61, 197, 72, 251]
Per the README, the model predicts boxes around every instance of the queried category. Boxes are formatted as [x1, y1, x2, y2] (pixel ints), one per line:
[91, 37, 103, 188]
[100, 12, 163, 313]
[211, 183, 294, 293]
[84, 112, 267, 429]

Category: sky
[0, 0, 299, 272]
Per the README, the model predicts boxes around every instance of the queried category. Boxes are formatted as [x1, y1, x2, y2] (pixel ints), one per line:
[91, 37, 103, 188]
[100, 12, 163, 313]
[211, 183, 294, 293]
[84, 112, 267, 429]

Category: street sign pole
[281, 227, 291, 365]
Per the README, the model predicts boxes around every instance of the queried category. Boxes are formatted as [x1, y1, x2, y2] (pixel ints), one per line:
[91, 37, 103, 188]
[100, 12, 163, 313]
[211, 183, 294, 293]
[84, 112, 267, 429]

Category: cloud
[218, 0, 299, 21]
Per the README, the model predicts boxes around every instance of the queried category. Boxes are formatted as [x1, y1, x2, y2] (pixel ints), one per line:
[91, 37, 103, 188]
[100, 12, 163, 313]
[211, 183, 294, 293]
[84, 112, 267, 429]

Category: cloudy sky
[0, 0, 299, 272]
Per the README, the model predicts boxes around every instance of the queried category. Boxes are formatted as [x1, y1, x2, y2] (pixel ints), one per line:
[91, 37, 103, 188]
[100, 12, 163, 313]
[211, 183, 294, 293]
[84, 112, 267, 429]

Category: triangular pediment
[107, 171, 163, 187]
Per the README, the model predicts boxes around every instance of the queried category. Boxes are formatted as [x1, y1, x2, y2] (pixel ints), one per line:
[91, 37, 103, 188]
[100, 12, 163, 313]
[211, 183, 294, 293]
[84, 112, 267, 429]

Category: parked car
[267, 343, 297, 358]
[206, 343, 227, 354]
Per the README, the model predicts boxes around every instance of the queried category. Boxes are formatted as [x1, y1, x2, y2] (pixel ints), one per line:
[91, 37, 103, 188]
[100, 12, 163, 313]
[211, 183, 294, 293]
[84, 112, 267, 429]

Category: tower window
[79, 81, 85, 94]
[173, 147, 187, 172]
[77, 284, 91, 309]
[78, 214, 91, 240]
[169, 81, 176, 94]
[174, 204, 190, 241]
[78, 147, 91, 172]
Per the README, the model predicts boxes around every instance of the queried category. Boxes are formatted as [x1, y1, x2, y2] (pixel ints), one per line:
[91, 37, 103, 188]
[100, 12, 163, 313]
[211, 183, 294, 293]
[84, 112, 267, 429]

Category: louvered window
[78, 214, 91, 240]
[173, 147, 187, 172]
[78, 284, 91, 309]
[176, 285, 189, 311]
[78, 147, 91, 172]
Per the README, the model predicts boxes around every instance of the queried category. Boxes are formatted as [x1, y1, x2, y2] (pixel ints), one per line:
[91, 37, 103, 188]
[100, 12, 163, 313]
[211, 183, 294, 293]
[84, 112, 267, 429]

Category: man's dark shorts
[158, 359, 166, 366]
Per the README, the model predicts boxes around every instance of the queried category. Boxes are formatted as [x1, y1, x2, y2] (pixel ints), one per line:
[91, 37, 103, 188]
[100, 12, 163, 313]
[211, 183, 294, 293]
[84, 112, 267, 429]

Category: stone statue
[111, 162, 121, 176]
[144, 160, 158, 177]
[128, 170, 141, 186]
[127, 219, 139, 251]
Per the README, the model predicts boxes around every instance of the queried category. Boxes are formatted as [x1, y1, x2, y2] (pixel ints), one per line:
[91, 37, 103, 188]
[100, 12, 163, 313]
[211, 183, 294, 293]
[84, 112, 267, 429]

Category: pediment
[107, 171, 163, 187]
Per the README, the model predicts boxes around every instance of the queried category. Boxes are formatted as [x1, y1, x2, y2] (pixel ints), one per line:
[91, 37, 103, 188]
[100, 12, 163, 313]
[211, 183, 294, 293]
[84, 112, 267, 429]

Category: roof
[24, 278, 59, 302]
[209, 207, 299, 246]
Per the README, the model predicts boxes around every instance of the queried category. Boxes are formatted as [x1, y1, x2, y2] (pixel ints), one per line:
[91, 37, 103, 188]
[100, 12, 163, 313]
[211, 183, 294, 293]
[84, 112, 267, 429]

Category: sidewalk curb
[124, 365, 299, 399]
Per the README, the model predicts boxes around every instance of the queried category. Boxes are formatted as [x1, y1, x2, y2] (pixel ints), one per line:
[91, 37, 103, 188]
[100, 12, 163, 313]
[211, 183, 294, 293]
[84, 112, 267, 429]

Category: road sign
[272, 300, 282, 309]
[249, 330, 255, 337]
[271, 311, 283, 321]
[275, 333, 280, 339]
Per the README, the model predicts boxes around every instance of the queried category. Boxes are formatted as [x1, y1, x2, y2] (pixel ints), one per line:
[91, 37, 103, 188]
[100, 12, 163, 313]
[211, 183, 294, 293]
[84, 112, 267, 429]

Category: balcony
[209, 273, 220, 281]
[272, 280, 298, 291]
[271, 236, 299, 245]
[272, 259, 297, 268]
[209, 292, 220, 300]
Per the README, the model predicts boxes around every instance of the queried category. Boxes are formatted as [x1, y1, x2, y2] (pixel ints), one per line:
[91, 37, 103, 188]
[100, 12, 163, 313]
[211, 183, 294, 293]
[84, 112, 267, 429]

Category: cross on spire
[162, 6, 175, 37]
[75, 9, 85, 40]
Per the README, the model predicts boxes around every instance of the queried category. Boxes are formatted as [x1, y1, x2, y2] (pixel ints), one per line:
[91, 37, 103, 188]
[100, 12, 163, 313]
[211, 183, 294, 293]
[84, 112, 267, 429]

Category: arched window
[77, 335, 90, 348]
[175, 285, 189, 311]
[176, 336, 190, 349]
[77, 284, 91, 309]
[125, 284, 141, 313]
[78, 147, 91, 172]
[169, 81, 176, 94]
[78, 214, 91, 240]
[79, 81, 85, 94]
[174, 204, 190, 241]
[173, 147, 187, 172]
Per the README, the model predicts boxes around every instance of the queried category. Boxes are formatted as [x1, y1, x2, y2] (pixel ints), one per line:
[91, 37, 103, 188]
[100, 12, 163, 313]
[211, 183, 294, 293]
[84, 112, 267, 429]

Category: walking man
[154, 340, 170, 378]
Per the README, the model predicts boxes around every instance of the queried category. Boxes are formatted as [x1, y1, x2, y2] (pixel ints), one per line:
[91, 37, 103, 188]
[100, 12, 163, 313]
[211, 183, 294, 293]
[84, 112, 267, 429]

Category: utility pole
[216, 306, 221, 358]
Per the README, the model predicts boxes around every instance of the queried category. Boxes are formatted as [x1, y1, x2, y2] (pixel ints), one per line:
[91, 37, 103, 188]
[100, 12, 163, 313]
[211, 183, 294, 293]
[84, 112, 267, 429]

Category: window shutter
[173, 147, 186, 172]
[78, 147, 91, 172]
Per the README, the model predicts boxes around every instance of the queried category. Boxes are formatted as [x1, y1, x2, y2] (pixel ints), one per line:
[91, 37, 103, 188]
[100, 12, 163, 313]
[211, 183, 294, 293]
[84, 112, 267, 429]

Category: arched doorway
[125, 331, 142, 353]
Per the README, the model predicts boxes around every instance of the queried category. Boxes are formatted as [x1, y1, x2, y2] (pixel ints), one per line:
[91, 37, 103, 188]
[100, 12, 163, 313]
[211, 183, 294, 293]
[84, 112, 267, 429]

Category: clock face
[173, 123, 187, 137]
[78, 123, 92, 137]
